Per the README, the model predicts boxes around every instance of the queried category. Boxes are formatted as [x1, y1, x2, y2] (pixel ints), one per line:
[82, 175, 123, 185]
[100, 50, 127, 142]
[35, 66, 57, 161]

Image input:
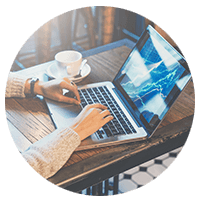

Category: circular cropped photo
[5, 6, 195, 195]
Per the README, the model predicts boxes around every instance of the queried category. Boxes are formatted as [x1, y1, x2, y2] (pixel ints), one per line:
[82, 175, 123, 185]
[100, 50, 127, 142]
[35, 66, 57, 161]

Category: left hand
[26, 77, 81, 105]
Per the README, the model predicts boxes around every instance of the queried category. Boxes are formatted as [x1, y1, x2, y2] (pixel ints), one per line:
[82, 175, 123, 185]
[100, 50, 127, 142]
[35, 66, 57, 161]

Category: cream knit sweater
[6, 73, 81, 179]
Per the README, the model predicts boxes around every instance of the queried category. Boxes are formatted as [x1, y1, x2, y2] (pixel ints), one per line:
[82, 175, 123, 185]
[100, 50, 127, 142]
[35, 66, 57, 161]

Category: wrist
[24, 78, 43, 96]
[34, 80, 43, 95]
[70, 126, 83, 141]
[24, 78, 31, 95]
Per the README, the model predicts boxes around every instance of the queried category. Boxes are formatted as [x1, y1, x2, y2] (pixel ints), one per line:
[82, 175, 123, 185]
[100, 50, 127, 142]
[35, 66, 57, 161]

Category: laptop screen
[113, 25, 191, 136]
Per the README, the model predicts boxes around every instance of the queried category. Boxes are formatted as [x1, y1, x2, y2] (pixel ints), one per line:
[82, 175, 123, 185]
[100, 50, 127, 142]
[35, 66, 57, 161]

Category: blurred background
[11, 6, 177, 71]
[9, 6, 185, 194]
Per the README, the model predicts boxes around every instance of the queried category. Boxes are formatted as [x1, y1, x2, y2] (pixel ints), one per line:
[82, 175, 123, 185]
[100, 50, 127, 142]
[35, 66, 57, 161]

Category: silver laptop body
[45, 25, 191, 151]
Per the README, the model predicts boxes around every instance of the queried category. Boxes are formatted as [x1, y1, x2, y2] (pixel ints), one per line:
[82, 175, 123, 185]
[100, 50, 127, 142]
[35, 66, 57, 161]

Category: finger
[95, 108, 104, 113]
[100, 109, 111, 117]
[60, 80, 77, 91]
[70, 81, 78, 88]
[102, 115, 114, 124]
[63, 77, 71, 83]
[81, 107, 106, 121]
[67, 84, 80, 102]
[60, 81, 80, 103]
[86, 103, 107, 111]
[63, 78, 78, 89]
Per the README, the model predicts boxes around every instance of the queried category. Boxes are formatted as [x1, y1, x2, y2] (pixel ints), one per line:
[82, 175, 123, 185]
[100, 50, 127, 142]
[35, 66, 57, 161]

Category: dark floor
[80, 147, 182, 195]
[13, 7, 142, 71]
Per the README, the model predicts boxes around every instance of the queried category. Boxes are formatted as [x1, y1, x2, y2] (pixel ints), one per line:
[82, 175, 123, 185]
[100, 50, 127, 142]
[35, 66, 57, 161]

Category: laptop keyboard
[79, 86, 137, 139]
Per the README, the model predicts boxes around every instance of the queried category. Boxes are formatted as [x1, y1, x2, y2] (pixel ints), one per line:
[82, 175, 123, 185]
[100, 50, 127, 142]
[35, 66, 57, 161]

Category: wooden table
[5, 39, 195, 193]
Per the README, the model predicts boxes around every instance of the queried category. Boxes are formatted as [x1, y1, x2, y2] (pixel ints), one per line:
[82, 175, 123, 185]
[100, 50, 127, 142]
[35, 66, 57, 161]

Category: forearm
[5, 72, 27, 98]
[22, 127, 81, 179]
[6, 73, 80, 105]
[5, 72, 44, 98]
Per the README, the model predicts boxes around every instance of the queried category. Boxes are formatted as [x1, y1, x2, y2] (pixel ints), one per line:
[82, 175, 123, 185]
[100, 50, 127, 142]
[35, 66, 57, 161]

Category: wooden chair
[71, 7, 116, 50]
[11, 7, 117, 71]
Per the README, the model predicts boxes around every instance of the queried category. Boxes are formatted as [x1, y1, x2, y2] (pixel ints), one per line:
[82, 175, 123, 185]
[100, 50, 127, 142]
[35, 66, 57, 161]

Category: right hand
[70, 104, 113, 141]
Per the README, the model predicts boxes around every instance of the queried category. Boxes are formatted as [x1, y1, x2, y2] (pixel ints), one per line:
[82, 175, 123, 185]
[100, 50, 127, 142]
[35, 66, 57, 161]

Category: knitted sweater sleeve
[5, 72, 27, 98]
[5, 72, 81, 179]
[22, 127, 81, 179]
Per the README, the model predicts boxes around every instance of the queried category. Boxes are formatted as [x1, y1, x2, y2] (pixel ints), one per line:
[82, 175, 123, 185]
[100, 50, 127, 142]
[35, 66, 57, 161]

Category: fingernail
[75, 101, 80, 105]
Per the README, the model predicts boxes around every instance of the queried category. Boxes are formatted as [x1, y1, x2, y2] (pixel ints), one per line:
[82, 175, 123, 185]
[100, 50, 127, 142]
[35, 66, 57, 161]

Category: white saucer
[46, 62, 91, 83]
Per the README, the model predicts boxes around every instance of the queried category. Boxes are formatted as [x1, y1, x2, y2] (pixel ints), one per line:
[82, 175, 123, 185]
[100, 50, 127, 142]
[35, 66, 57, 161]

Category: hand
[70, 104, 113, 141]
[26, 77, 81, 105]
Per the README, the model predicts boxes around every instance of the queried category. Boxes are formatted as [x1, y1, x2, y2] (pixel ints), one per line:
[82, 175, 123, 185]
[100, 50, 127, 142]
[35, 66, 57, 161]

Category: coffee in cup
[55, 50, 82, 77]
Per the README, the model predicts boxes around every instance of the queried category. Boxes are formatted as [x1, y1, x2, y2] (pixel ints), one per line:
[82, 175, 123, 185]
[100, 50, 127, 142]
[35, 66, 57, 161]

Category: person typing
[5, 73, 113, 178]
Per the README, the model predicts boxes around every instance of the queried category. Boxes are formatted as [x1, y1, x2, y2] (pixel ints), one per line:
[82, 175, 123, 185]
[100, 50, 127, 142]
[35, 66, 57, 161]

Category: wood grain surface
[5, 44, 195, 174]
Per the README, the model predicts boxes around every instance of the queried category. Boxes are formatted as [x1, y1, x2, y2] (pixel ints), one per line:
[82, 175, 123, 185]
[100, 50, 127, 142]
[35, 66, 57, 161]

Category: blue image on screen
[118, 34, 190, 124]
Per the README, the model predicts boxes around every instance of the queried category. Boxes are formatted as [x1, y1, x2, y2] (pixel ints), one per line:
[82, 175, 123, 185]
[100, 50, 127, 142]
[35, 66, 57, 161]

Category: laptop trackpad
[46, 99, 82, 128]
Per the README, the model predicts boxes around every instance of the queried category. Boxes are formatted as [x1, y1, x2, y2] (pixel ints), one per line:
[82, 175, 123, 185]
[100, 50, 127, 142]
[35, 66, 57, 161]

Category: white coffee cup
[55, 50, 82, 77]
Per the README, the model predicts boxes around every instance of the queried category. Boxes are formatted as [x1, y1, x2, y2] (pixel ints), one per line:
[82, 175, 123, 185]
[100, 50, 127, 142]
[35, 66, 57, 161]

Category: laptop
[45, 25, 191, 151]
